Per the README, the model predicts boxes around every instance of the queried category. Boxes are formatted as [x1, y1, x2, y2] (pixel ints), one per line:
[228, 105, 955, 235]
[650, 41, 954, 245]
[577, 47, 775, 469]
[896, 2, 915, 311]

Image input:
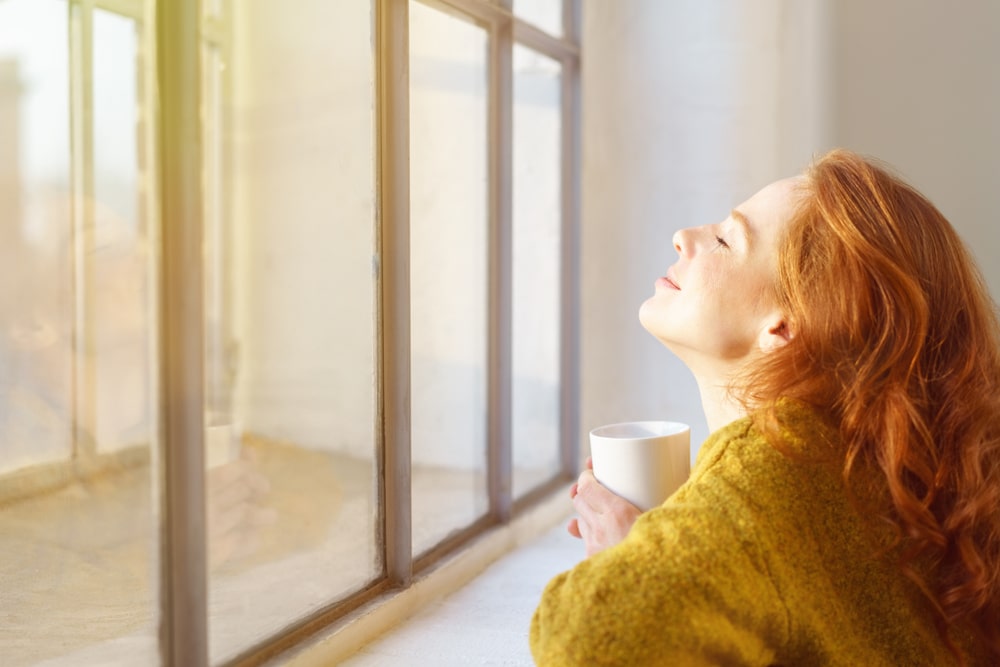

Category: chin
[637, 296, 657, 327]
[638, 298, 671, 339]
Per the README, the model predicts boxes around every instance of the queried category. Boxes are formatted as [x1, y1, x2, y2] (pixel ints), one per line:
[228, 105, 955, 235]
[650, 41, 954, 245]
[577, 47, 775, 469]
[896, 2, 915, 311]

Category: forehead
[737, 176, 805, 244]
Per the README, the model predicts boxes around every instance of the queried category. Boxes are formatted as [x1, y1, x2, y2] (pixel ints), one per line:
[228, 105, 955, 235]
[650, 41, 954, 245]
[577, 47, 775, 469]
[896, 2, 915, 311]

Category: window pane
[207, 0, 379, 660]
[92, 9, 145, 454]
[409, 2, 490, 556]
[204, 0, 223, 19]
[512, 45, 562, 498]
[0, 3, 160, 665]
[513, 0, 563, 37]
[0, 1, 72, 472]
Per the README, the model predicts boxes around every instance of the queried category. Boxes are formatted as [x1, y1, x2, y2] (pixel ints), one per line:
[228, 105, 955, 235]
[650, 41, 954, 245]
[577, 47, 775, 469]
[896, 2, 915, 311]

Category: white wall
[580, 0, 832, 457]
[231, 0, 377, 456]
[408, 3, 490, 469]
[231, 3, 565, 473]
[230, 0, 1000, 470]
[830, 0, 1000, 291]
[580, 0, 1000, 461]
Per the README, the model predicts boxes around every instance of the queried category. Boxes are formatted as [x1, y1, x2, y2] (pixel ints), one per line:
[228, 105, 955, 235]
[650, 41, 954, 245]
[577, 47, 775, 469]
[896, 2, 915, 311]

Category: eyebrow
[729, 209, 753, 246]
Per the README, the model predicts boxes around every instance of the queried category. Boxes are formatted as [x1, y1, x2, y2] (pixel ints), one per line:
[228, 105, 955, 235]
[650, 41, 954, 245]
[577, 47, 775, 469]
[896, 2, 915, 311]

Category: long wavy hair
[742, 149, 1000, 661]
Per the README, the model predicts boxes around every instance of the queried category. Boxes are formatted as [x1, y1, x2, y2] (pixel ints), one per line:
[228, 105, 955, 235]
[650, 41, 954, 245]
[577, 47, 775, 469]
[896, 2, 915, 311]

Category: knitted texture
[530, 401, 984, 666]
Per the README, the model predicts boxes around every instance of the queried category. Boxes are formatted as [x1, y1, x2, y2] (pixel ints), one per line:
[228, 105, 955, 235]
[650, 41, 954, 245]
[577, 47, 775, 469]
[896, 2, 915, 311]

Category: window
[512, 43, 566, 499]
[409, 1, 491, 556]
[202, 1, 382, 660]
[1, 2, 161, 665]
[0, 0, 579, 664]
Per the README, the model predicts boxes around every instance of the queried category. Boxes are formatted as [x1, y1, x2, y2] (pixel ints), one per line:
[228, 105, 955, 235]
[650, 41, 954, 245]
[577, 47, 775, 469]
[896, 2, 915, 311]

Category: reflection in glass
[93, 10, 139, 244]
[512, 45, 563, 498]
[203, 43, 231, 428]
[0, 0, 73, 472]
[0, 3, 160, 664]
[207, 0, 379, 660]
[513, 0, 563, 36]
[204, 0, 224, 19]
[409, 1, 490, 556]
[92, 9, 146, 454]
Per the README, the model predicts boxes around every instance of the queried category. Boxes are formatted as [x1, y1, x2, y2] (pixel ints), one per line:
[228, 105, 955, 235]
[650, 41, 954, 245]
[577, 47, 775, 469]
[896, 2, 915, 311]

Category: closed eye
[715, 235, 729, 249]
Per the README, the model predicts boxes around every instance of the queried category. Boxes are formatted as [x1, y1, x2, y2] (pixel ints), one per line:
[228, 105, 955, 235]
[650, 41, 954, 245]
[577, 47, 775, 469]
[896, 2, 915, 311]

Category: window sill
[1, 440, 573, 666]
[276, 485, 579, 666]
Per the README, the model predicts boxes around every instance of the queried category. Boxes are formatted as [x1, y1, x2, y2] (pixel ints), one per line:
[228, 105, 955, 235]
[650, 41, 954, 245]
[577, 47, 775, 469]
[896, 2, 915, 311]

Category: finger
[572, 483, 603, 528]
[242, 469, 271, 497]
[210, 502, 251, 537]
[575, 470, 619, 514]
[586, 456, 593, 470]
[209, 469, 271, 512]
[247, 506, 278, 527]
[207, 460, 246, 487]
[576, 512, 597, 557]
[570, 469, 591, 508]
[229, 531, 262, 561]
[209, 477, 256, 512]
[209, 533, 238, 569]
[223, 460, 271, 497]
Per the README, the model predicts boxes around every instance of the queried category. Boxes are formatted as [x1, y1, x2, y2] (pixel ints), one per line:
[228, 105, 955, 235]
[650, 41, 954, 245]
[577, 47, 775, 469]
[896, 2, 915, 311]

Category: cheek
[708, 260, 770, 308]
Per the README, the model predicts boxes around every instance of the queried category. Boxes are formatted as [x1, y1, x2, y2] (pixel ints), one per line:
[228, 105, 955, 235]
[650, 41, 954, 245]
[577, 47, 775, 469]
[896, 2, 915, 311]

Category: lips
[656, 273, 680, 291]
[663, 268, 681, 290]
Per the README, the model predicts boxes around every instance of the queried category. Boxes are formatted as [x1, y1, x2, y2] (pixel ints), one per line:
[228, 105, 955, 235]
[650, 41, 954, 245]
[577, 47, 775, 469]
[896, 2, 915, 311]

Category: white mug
[589, 420, 691, 511]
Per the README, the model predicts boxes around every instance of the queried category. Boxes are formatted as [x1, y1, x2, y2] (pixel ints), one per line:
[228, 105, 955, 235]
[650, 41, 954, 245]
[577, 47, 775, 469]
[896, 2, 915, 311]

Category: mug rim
[590, 420, 690, 439]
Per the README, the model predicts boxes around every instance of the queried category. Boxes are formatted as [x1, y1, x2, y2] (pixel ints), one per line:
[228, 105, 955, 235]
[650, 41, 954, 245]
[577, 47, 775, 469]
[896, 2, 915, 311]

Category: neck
[694, 372, 749, 433]
[661, 342, 755, 433]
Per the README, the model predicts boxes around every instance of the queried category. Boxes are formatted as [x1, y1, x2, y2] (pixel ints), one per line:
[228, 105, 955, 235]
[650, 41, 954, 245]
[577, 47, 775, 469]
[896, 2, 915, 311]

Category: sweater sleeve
[529, 438, 790, 666]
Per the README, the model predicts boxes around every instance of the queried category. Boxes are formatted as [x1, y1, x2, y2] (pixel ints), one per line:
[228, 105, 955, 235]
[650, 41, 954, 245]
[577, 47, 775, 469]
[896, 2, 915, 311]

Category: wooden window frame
[154, 0, 581, 664]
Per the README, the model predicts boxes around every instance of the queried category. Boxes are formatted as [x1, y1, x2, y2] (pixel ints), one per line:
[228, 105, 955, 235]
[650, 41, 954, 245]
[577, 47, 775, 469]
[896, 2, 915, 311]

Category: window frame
[154, 0, 581, 664]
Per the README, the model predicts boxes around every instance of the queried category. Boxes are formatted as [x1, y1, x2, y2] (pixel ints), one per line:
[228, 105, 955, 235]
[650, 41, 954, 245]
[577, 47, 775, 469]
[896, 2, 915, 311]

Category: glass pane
[513, 0, 563, 37]
[409, 2, 490, 556]
[207, 0, 379, 660]
[203, 44, 229, 427]
[204, 0, 223, 19]
[0, 4, 71, 472]
[0, 3, 160, 665]
[511, 45, 562, 498]
[92, 9, 144, 454]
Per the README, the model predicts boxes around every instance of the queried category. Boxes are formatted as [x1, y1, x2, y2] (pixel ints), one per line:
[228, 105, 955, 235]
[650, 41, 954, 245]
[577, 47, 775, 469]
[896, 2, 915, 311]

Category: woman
[530, 149, 1000, 665]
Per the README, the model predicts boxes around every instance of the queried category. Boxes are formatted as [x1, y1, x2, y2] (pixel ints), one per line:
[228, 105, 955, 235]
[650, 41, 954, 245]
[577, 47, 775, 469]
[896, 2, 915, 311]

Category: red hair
[744, 149, 1000, 660]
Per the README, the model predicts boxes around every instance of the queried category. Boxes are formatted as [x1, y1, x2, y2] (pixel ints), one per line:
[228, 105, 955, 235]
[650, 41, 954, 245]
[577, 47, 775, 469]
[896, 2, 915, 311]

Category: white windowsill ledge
[277, 485, 580, 666]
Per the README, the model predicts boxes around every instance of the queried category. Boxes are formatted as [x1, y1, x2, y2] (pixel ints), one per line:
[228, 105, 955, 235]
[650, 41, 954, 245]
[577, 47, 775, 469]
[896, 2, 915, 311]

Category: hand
[207, 450, 277, 569]
[567, 457, 642, 557]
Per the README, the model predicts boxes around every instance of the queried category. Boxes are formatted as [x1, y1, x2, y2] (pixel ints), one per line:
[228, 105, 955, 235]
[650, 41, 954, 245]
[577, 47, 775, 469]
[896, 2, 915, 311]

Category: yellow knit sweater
[530, 402, 986, 666]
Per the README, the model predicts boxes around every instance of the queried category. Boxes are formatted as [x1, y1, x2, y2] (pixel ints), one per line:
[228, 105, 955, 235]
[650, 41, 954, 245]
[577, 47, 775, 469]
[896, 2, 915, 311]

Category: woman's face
[638, 176, 803, 368]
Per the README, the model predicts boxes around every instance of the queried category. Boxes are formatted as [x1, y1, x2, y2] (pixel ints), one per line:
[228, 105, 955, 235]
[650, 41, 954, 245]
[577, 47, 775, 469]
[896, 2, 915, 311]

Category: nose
[672, 227, 692, 257]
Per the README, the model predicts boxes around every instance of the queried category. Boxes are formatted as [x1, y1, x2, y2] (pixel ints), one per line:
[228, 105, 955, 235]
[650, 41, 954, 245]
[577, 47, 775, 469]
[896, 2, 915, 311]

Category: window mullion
[68, 0, 97, 466]
[560, 0, 582, 479]
[488, 16, 514, 523]
[378, 0, 413, 587]
[512, 17, 578, 61]
[156, 0, 208, 663]
[93, 0, 143, 20]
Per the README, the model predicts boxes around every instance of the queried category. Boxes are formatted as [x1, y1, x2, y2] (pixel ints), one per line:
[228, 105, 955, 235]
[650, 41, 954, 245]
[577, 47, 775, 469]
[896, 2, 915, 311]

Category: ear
[758, 314, 793, 353]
